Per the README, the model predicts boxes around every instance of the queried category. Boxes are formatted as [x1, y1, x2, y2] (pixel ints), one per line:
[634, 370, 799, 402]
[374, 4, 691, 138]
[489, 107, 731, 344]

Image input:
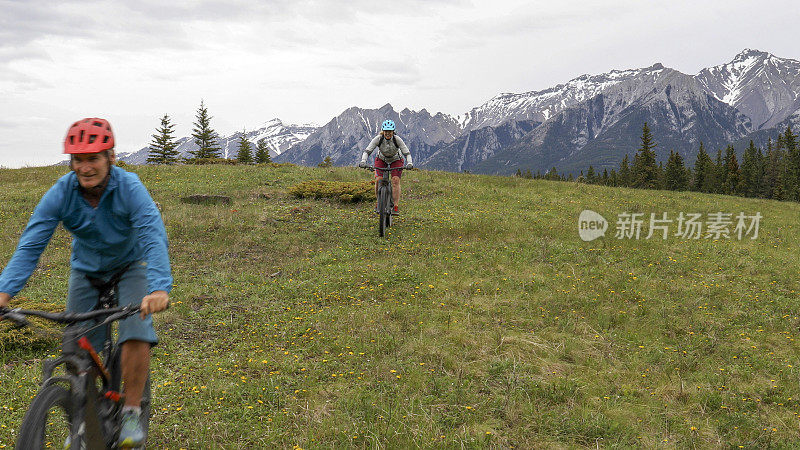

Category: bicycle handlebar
[0, 304, 141, 327]
[362, 165, 410, 171]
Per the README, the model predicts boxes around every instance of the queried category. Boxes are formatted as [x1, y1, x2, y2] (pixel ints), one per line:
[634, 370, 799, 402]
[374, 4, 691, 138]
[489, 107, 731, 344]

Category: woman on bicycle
[359, 119, 414, 214]
[0, 118, 171, 448]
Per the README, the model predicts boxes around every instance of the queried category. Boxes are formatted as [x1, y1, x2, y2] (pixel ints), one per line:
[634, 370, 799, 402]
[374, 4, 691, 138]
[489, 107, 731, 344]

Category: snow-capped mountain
[696, 49, 800, 130]
[247, 119, 317, 155]
[459, 64, 669, 131]
[472, 68, 752, 174]
[119, 119, 316, 164]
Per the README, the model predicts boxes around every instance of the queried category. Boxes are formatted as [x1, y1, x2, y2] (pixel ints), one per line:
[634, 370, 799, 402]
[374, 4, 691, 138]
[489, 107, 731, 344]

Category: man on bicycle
[358, 119, 413, 214]
[0, 118, 171, 448]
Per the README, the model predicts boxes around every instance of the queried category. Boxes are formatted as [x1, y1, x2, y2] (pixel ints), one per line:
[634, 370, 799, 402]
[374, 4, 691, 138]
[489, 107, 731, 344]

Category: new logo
[578, 210, 608, 241]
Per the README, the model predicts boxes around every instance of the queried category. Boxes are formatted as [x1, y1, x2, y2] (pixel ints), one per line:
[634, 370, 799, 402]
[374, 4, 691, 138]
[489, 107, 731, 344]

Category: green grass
[1, 164, 799, 448]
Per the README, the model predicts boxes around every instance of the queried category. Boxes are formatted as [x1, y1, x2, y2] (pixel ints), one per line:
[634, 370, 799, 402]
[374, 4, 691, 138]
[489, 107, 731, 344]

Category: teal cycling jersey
[0, 166, 172, 297]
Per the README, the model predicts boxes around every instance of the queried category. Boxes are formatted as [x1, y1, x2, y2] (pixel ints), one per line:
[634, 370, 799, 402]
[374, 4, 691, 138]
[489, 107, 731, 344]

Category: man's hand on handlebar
[140, 290, 169, 319]
[358, 161, 368, 168]
[0, 292, 10, 308]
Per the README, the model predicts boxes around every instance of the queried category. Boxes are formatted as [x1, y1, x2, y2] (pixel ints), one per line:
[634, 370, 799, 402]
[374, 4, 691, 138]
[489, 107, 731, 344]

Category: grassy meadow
[1, 163, 799, 448]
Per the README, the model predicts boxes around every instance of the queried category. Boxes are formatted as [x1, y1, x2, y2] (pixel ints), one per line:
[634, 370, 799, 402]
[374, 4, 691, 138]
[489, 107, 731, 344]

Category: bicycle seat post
[87, 273, 123, 360]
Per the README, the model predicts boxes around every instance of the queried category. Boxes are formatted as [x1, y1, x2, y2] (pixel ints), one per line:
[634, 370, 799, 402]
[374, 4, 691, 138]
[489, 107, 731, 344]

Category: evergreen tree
[762, 147, 781, 199]
[632, 122, 659, 189]
[783, 126, 800, 200]
[188, 100, 221, 160]
[771, 152, 787, 200]
[618, 155, 632, 187]
[609, 169, 618, 187]
[776, 133, 787, 150]
[602, 168, 609, 185]
[692, 142, 711, 192]
[754, 147, 766, 197]
[723, 145, 740, 195]
[147, 114, 180, 164]
[586, 166, 596, 183]
[709, 149, 724, 194]
[254, 139, 272, 164]
[738, 141, 759, 197]
[664, 150, 688, 190]
[786, 125, 798, 151]
[236, 130, 253, 164]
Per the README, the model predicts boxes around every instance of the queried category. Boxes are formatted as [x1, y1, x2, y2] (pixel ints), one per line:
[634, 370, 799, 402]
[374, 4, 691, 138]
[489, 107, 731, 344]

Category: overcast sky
[0, 0, 797, 168]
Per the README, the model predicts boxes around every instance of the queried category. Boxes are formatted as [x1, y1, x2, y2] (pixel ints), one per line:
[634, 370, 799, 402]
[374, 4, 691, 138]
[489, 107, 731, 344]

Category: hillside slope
[1, 165, 798, 448]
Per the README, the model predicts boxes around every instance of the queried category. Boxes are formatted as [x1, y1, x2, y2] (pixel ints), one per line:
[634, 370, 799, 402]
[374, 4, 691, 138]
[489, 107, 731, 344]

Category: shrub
[0, 299, 64, 350]
[184, 158, 238, 165]
[256, 162, 296, 168]
[288, 180, 376, 203]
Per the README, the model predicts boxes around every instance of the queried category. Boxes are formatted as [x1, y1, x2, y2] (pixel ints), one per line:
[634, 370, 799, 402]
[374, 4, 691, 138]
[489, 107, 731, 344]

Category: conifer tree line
[518, 122, 800, 202]
[147, 100, 272, 164]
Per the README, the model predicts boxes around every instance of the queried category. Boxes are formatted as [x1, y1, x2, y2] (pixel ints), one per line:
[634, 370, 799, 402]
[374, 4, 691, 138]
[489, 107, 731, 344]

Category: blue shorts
[66, 261, 158, 350]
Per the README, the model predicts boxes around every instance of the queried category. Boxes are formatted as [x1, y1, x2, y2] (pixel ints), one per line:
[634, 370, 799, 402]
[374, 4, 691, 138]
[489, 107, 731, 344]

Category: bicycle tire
[378, 186, 387, 237]
[385, 188, 393, 229]
[16, 384, 76, 449]
[379, 208, 387, 237]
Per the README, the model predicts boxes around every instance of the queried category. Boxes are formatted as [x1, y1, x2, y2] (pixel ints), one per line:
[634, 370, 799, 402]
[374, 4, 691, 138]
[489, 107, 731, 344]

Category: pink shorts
[375, 158, 404, 178]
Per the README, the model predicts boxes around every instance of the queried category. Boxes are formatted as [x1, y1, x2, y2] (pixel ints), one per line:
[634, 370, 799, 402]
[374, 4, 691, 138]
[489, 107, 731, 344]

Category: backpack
[377, 134, 400, 159]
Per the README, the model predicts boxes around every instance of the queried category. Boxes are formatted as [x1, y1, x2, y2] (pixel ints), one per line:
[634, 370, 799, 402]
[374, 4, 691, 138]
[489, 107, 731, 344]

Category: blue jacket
[0, 166, 172, 297]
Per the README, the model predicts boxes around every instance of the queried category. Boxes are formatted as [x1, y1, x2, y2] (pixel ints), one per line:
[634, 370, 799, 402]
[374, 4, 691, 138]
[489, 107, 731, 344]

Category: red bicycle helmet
[63, 118, 115, 154]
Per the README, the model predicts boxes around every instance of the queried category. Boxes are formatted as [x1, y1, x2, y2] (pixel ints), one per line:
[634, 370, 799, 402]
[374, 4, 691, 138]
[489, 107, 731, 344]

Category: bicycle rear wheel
[16, 384, 75, 449]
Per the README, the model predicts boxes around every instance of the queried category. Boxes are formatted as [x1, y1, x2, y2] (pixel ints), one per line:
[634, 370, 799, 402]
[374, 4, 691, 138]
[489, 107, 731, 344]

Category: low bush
[0, 299, 64, 350]
[287, 180, 375, 203]
[184, 158, 238, 165]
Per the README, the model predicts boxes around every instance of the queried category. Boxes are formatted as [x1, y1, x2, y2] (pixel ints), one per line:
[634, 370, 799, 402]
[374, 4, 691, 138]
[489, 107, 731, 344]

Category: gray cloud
[321, 57, 423, 87]
[0, 0, 469, 64]
[0, 0, 96, 49]
[0, 66, 52, 93]
[437, 2, 631, 51]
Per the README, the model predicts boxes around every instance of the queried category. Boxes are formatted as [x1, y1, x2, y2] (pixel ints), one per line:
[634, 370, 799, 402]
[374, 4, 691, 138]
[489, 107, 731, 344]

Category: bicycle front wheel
[379, 208, 387, 237]
[378, 186, 389, 237]
[16, 384, 75, 449]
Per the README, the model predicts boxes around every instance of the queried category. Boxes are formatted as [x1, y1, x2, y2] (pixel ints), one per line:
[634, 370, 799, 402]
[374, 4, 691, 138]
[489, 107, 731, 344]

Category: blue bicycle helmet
[381, 120, 396, 131]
